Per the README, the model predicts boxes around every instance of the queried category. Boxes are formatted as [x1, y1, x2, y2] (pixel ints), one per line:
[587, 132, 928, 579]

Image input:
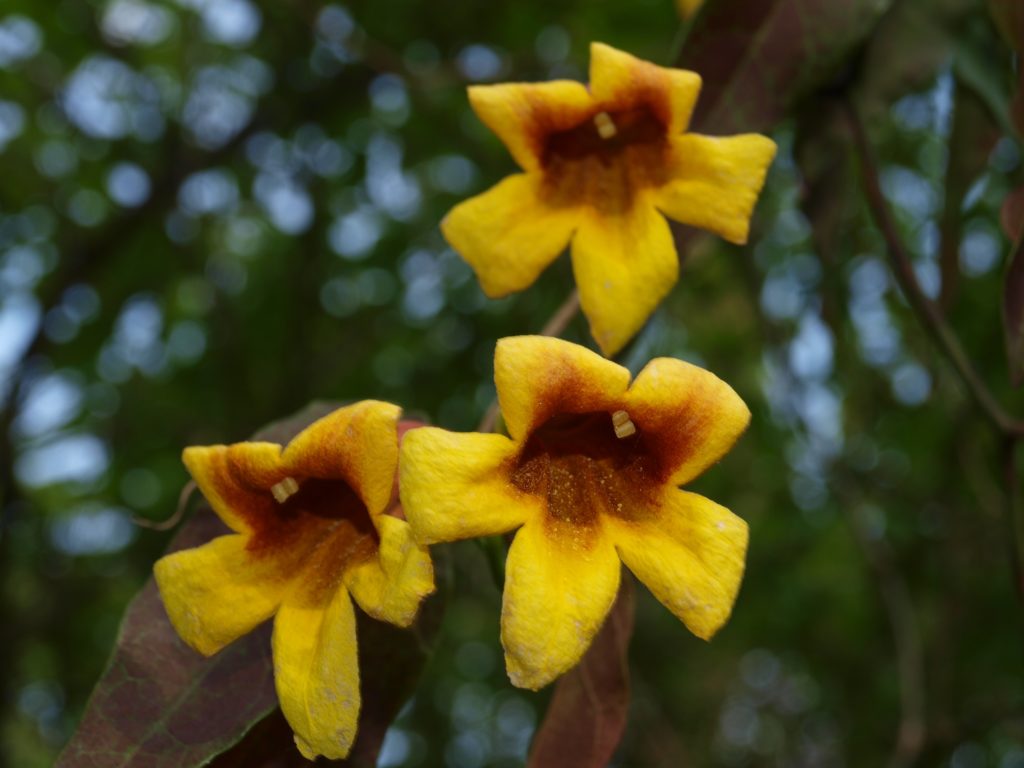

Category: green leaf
[526, 577, 635, 768]
[55, 508, 279, 768]
[677, 0, 892, 134]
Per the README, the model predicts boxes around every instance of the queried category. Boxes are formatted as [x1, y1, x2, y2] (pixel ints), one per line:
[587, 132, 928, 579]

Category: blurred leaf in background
[2, 0, 1024, 765]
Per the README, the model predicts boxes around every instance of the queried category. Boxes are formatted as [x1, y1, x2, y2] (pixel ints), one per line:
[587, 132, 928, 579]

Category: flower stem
[539, 289, 581, 338]
[133, 480, 197, 531]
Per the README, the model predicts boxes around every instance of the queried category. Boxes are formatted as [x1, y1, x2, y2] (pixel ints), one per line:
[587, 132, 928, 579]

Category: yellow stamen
[594, 111, 617, 139]
[271, 476, 300, 503]
[611, 410, 636, 439]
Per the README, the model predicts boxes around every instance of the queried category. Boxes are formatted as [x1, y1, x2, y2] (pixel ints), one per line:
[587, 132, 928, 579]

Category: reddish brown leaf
[990, 0, 1024, 52]
[678, 0, 889, 134]
[527, 577, 635, 768]
[670, 0, 886, 261]
[1002, 186, 1024, 243]
[1004, 237, 1024, 386]
[792, 1, 990, 315]
[794, 100, 855, 331]
[205, 710, 308, 768]
[855, 0, 981, 121]
[209, 595, 447, 768]
[940, 80, 1001, 308]
[55, 508, 278, 768]
[1013, 80, 1024, 138]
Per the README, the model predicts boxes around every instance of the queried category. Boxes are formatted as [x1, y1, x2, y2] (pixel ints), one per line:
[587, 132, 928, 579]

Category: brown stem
[133, 481, 196, 532]
[476, 290, 580, 432]
[539, 289, 581, 337]
[1003, 437, 1024, 600]
[845, 500, 926, 767]
[845, 101, 1024, 437]
[831, 463, 928, 766]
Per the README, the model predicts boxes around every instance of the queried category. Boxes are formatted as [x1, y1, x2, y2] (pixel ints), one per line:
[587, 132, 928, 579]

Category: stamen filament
[271, 476, 300, 503]
[594, 111, 617, 139]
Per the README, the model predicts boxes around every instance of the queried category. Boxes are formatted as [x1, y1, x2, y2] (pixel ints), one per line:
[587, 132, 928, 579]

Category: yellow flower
[400, 336, 750, 689]
[443, 42, 776, 356]
[154, 401, 434, 760]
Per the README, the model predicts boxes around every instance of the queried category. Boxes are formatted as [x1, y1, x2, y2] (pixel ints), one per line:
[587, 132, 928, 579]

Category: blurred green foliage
[1, 0, 1024, 765]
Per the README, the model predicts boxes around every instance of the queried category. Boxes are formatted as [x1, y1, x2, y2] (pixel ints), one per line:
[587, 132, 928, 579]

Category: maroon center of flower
[248, 477, 379, 566]
[510, 412, 663, 528]
[539, 106, 671, 214]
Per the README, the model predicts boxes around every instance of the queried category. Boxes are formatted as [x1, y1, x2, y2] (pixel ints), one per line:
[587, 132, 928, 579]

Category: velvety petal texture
[345, 514, 435, 627]
[502, 517, 621, 689]
[282, 399, 401, 517]
[656, 133, 778, 245]
[588, 41, 702, 134]
[400, 337, 751, 689]
[608, 490, 748, 640]
[468, 81, 594, 172]
[494, 335, 630, 441]
[572, 198, 678, 355]
[274, 583, 359, 761]
[441, 174, 581, 298]
[154, 534, 291, 656]
[181, 442, 284, 534]
[154, 401, 435, 761]
[625, 356, 751, 486]
[443, 42, 776, 355]
[401, 428, 534, 543]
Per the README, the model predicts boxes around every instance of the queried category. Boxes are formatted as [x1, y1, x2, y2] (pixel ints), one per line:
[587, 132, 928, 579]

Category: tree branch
[843, 494, 926, 767]
[1003, 437, 1024, 600]
[845, 101, 1024, 437]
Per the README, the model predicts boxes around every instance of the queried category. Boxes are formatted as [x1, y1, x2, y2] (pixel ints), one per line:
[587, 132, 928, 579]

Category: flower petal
[494, 335, 631, 441]
[609, 489, 748, 640]
[468, 81, 594, 172]
[154, 534, 292, 656]
[442, 174, 582, 298]
[589, 42, 702, 134]
[501, 517, 621, 689]
[183, 443, 285, 534]
[570, 200, 678, 356]
[626, 356, 750, 486]
[282, 400, 401, 518]
[344, 515, 435, 627]
[655, 133, 777, 244]
[273, 582, 360, 761]
[400, 428, 534, 544]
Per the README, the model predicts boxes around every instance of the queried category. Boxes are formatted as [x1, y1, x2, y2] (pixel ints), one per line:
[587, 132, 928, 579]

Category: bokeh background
[2, 0, 1024, 765]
